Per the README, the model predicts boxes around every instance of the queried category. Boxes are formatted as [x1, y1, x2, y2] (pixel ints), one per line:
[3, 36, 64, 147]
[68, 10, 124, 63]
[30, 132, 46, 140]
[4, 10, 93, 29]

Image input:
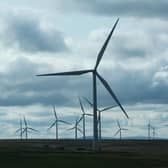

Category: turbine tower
[37, 18, 129, 150]
[48, 105, 70, 139]
[22, 116, 39, 139]
[114, 120, 128, 140]
[78, 97, 93, 140]
[68, 118, 82, 140]
[83, 97, 117, 140]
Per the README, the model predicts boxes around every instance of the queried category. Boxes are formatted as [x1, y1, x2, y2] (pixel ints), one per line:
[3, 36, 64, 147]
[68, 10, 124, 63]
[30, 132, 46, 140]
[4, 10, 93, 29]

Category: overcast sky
[0, 0, 168, 139]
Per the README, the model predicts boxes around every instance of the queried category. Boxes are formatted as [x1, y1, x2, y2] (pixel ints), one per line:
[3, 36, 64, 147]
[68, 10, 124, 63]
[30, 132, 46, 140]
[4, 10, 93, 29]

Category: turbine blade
[114, 129, 120, 136]
[78, 97, 85, 114]
[22, 128, 26, 134]
[27, 130, 32, 133]
[94, 18, 119, 70]
[52, 105, 57, 119]
[85, 113, 93, 117]
[83, 97, 101, 112]
[37, 69, 93, 76]
[100, 105, 118, 112]
[58, 120, 70, 125]
[23, 116, 27, 126]
[150, 126, 154, 130]
[47, 121, 56, 130]
[121, 128, 128, 131]
[20, 118, 22, 128]
[117, 120, 121, 128]
[28, 127, 39, 132]
[83, 97, 93, 107]
[96, 72, 129, 119]
[68, 127, 75, 130]
[15, 128, 21, 133]
[77, 116, 83, 124]
[77, 128, 83, 134]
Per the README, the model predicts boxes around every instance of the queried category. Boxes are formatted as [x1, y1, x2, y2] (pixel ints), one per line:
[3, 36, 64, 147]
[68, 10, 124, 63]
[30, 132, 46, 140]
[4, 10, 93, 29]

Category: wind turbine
[37, 18, 129, 149]
[147, 121, 151, 140]
[68, 117, 83, 140]
[15, 116, 23, 140]
[83, 97, 117, 140]
[114, 120, 128, 140]
[151, 126, 156, 139]
[78, 97, 93, 140]
[22, 116, 39, 139]
[48, 105, 70, 139]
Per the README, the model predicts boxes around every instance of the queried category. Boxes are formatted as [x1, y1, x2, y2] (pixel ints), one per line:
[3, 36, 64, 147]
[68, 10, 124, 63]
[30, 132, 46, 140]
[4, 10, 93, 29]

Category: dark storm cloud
[1, 14, 68, 53]
[59, 0, 168, 18]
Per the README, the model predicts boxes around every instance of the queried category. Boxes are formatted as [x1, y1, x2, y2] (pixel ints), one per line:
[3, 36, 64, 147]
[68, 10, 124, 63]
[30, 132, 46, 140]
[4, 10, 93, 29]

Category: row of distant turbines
[15, 117, 158, 141]
[15, 96, 118, 140]
[15, 98, 158, 141]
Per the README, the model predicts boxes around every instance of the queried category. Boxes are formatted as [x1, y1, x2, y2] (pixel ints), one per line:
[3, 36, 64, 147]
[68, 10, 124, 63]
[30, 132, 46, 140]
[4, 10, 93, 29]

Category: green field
[0, 139, 168, 168]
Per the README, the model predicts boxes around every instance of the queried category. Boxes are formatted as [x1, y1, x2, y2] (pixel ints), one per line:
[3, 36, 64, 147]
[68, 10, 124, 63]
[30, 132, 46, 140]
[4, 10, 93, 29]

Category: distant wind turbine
[15, 116, 23, 140]
[78, 97, 93, 140]
[48, 105, 70, 139]
[68, 118, 82, 140]
[37, 18, 129, 150]
[83, 97, 117, 140]
[147, 121, 151, 140]
[151, 126, 157, 139]
[114, 120, 128, 140]
[22, 116, 39, 139]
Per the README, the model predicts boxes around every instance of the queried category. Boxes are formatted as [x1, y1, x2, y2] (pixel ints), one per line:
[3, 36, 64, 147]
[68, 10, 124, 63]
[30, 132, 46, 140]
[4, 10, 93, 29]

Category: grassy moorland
[0, 139, 168, 168]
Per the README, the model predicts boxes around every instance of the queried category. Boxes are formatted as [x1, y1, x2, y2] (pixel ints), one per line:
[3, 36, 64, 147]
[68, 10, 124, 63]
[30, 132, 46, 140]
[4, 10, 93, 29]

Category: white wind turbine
[68, 117, 83, 140]
[22, 116, 39, 139]
[147, 121, 152, 140]
[15, 116, 23, 140]
[83, 97, 118, 140]
[37, 18, 129, 150]
[114, 120, 128, 140]
[48, 105, 70, 139]
[151, 126, 157, 139]
[78, 97, 93, 140]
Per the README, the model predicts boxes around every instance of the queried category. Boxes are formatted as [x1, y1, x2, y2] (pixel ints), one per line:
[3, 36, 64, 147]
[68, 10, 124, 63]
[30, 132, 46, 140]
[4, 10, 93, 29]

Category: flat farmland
[0, 139, 168, 168]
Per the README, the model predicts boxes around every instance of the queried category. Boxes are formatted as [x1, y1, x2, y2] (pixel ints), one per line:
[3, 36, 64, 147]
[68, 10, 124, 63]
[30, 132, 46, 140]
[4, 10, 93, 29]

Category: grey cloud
[97, 23, 168, 60]
[0, 57, 92, 107]
[1, 17, 168, 108]
[1, 0, 168, 19]
[0, 14, 68, 53]
[100, 62, 168, 106]
[1, 54, 168, 108]
[113, 46, 147, 58]
[56, 0, 168, 19]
